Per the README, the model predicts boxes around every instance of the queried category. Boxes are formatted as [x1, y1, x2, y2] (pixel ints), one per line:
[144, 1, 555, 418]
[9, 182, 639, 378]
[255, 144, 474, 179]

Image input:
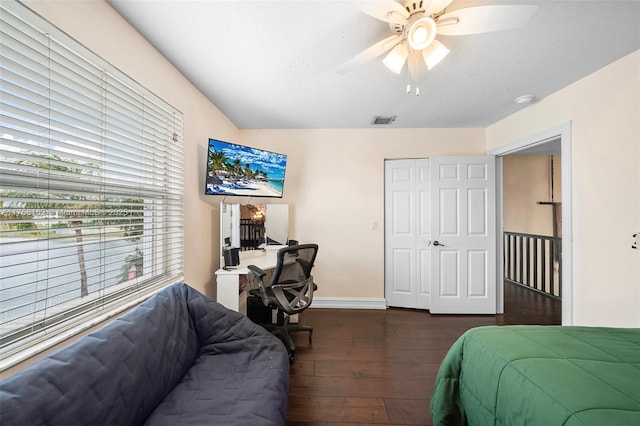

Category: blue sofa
[0, 283, 290, 425]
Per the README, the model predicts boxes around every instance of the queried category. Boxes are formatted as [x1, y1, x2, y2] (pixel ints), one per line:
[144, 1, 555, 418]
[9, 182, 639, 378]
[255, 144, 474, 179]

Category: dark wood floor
[285, 282, 561, 425]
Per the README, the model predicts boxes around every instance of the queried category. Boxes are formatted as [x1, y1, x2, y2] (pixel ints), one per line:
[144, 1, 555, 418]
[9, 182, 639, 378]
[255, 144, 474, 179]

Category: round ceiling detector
[407, 17, 437, 51]
[514, 94, 535, 105]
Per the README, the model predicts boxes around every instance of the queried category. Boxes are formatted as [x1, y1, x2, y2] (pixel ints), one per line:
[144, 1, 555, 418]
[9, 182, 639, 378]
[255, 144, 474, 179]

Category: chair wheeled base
[247, 244, 318, 361]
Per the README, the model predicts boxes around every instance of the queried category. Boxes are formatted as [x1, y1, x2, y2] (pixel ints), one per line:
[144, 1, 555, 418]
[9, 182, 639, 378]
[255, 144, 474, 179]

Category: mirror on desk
[265, 204, 289, 245]
[220, 202, 288, 252]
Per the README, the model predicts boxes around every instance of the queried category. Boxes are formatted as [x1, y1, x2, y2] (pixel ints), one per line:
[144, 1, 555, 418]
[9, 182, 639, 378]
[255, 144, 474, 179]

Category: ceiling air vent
[371, 115, 396, 125]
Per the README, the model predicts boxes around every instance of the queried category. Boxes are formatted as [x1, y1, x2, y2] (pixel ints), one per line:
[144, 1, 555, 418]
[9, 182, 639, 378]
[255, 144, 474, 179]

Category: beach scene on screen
[205, 139, 287, 197]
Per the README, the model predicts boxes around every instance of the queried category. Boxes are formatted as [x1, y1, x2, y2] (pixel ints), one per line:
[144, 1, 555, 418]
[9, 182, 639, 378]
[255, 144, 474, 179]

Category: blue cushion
[0, 283, 289, 426]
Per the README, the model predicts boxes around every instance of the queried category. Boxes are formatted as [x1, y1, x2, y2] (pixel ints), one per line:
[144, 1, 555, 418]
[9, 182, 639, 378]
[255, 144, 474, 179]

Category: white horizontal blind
[0, 2, 184, 362]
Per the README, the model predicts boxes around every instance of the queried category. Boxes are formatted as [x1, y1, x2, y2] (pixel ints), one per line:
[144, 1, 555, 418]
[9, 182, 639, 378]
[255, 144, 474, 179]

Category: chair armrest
[248, 265, 267, 280]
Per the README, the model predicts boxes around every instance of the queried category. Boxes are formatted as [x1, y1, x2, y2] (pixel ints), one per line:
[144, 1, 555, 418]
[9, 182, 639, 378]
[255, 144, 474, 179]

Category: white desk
[215, 246, 286, 313]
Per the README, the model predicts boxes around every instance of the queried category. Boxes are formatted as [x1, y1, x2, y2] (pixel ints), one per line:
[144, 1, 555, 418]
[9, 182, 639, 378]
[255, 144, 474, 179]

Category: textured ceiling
[108, 0, 640, 129]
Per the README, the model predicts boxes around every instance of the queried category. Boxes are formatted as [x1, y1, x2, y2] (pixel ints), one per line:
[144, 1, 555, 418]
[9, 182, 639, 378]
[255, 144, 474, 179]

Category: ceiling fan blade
[436, 5, 538, 36]
[423, 0, 454, 16]
[357, 0, 409, 24]
[337, 34, 402, 74]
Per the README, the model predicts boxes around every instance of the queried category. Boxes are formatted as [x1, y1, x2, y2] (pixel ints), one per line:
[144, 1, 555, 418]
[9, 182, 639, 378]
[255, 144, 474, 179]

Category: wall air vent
[371, 115, 396, 125]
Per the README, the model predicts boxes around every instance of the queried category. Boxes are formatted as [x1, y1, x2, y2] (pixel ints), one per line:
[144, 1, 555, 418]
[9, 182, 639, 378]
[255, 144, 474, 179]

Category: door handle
[431, 240, 445, 247]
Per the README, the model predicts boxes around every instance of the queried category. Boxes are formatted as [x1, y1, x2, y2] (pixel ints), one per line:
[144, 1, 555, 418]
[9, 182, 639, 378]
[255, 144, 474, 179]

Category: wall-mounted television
[204, 138, 287, 198]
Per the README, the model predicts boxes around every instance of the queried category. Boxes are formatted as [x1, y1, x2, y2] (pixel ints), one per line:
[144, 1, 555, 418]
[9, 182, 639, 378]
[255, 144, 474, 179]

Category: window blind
[0, 2, 184, 365]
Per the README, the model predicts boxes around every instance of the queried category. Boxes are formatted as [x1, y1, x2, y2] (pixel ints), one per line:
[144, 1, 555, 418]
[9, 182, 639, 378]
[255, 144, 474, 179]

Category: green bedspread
[431, 326, 640, 426]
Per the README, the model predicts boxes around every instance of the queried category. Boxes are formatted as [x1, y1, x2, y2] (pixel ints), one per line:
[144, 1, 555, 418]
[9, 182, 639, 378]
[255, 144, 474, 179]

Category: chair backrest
[269, 244, 318, 316]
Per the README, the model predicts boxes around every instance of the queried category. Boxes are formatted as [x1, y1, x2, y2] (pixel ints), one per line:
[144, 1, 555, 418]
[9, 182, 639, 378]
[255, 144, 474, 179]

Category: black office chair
[247, 244, 318, 360]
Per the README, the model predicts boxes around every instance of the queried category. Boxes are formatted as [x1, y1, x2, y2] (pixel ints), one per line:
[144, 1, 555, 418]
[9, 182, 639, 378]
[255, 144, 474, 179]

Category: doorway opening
[490, 122, 573, 325]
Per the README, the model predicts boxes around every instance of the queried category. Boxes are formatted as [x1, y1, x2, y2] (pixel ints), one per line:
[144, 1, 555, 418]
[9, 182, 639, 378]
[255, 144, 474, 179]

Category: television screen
[204, 138, 287, 198]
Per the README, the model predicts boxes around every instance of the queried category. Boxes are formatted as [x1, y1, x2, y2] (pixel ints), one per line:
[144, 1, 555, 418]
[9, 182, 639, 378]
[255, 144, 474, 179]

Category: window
[0, 2, 184, 368]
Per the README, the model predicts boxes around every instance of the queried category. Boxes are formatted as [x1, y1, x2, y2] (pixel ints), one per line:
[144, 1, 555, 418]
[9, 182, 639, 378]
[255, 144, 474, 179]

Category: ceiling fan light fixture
[421, 39, 450, 70]
[407, 16, 437, 50]
[382, 43, 408, 74]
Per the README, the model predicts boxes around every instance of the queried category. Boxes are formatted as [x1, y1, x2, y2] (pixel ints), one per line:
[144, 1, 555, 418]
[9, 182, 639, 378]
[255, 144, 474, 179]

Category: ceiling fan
[339, 0, 537, 87]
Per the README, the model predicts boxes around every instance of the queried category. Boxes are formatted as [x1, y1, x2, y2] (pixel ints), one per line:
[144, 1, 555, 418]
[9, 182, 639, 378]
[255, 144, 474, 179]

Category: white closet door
[384, 159, 431, 309]
[430, 156, 497, 314]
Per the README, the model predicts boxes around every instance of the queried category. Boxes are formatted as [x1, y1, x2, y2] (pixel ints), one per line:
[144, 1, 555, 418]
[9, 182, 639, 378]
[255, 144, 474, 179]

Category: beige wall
[503, 155, 562, 236]
[240, 129, 486, 298]
[488, 50, 640, 327]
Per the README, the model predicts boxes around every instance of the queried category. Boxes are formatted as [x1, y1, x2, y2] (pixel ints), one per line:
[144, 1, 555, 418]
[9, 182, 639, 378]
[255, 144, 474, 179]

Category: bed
[431, 325, 640, 425]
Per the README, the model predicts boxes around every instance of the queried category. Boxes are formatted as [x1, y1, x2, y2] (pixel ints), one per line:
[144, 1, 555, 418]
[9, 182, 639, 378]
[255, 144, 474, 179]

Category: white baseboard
[311, 297, 387, 310]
